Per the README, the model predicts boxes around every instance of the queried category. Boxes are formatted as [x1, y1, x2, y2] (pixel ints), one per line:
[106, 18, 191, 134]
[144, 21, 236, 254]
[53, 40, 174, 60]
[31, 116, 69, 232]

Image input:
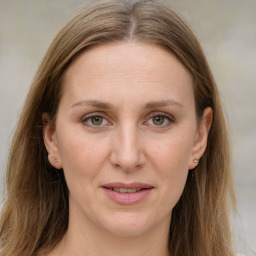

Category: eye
[90, 116, 104, 126]
[152, 116, 165, 125]
[82, 113, 110, 127]
[145, 112, 174, 127]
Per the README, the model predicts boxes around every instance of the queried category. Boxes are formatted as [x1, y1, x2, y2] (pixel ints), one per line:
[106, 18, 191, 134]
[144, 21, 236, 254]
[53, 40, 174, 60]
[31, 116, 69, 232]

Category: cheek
[150, 134, 194, 175]
[148, 134, 194, 205]
[55, 130, 112, 207]
[56, 128, 110, 178]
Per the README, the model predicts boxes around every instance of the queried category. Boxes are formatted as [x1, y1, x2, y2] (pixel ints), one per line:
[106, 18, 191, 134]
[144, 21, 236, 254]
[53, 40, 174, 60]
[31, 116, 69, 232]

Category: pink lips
[102, 182, 153, 205]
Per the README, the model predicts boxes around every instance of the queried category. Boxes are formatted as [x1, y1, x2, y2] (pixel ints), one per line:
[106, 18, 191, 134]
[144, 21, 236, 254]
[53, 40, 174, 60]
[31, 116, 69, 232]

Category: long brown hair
[0, 1, 236, 255]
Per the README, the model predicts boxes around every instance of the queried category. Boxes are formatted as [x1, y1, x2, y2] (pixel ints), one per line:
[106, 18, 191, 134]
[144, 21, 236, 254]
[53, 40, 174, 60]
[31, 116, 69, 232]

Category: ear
[189, 107, 213, 169]
[42, 113, 62, 169]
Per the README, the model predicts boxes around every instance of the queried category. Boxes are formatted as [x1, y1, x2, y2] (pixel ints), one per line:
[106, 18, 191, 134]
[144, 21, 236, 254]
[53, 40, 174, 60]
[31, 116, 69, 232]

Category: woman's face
[43, 42, 211, 237]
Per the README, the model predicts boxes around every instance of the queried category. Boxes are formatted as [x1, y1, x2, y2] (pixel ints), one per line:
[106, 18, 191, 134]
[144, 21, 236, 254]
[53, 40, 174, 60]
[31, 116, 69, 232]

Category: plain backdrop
[0, 0, 255, 255]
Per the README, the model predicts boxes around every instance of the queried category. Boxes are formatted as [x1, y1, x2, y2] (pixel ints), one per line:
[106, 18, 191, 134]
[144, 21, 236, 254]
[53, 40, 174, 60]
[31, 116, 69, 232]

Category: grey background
[0, 0, 255, 255]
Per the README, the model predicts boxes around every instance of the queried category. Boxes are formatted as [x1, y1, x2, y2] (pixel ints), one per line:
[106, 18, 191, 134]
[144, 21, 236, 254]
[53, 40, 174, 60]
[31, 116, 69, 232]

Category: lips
[101, 182, 153, 205]
[109, 188, 141, 193]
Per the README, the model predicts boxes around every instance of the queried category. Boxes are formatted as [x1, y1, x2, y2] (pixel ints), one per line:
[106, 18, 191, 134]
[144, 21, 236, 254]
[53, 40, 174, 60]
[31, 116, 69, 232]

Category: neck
[52, 211, 171, 256]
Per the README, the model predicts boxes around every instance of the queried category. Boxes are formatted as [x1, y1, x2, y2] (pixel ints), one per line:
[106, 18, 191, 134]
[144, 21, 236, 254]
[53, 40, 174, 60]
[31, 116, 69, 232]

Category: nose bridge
[110, 121, 145, 171]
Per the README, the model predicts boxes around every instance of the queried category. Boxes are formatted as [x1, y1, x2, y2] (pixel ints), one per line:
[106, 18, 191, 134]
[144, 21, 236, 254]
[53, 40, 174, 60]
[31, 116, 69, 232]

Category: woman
[0, 0, 236, 255]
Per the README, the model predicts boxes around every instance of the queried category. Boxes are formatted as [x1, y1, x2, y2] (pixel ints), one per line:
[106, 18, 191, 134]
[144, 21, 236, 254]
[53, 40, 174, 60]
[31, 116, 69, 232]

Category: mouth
[101, 182, 153, 205]
[106, 187, 144, 193]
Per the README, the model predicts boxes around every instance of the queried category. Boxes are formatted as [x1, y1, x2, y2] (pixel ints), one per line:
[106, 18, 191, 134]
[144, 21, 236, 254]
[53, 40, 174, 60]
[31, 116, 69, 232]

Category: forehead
[61, 41, 194, 107]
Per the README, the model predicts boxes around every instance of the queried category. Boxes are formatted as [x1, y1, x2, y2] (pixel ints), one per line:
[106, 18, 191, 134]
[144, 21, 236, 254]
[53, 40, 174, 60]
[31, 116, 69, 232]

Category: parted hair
[0, 0, 236, 255]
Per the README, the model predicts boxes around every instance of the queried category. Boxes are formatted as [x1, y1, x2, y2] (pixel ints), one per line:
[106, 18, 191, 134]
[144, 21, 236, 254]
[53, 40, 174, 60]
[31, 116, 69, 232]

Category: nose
[109, 124, 146, 172]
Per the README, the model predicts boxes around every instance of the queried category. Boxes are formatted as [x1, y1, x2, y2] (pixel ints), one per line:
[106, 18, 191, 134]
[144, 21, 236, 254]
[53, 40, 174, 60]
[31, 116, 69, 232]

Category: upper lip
[102, 182, 153, 189]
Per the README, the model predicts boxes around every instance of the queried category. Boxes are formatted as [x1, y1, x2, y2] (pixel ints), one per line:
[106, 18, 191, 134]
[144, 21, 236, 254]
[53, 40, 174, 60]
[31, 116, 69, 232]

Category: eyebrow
[144, 100, 184, 109]
[71, 100, 115, 109]
[71, 99, 183, 109]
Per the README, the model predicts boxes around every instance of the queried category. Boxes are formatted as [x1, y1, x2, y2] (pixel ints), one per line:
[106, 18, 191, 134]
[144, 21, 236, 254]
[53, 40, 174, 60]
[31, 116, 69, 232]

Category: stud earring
[193, 159, 199, 163]
[54, 159, 58, 163]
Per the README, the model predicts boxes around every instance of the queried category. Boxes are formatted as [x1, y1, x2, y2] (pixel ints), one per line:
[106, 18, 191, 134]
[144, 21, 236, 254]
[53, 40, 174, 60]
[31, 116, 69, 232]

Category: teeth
[111, 188, 141, 193]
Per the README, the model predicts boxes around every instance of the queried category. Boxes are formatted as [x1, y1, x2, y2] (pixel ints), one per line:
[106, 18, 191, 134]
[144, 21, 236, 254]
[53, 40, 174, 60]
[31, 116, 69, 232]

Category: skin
[43, 42, 212, 256]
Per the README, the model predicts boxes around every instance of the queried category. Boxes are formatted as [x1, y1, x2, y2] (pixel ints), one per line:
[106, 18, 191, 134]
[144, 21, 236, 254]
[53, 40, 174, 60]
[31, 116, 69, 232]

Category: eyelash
[145, 112, 174, 127]
[81, 112, 174, 128]
[82, 112, 110, 127]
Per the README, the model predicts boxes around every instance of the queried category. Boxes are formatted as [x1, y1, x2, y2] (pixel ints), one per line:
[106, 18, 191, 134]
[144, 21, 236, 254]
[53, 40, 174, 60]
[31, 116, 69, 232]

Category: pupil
[92, 116, 103, 125]
[153, 116, 164, 125]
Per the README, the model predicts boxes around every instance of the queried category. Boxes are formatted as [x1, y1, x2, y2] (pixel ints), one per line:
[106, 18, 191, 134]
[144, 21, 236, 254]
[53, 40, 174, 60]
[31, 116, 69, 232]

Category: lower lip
[102, 188, 153, 205]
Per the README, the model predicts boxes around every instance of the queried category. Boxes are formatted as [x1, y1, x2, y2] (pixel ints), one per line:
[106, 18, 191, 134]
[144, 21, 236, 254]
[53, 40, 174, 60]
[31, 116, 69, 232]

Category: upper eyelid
[81, 110, 173, 117]
[146, 111, 174, 120]
[82, 111, 109, 120]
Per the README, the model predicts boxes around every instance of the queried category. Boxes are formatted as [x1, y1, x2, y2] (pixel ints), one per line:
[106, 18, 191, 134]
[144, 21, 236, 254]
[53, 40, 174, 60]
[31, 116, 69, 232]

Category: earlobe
[189, 107, 213, 169]
[42, 113, 62, 169]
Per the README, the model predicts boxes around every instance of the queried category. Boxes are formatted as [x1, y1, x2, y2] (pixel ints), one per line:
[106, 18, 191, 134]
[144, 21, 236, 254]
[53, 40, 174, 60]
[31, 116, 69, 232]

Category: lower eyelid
[154, 117, 172, 124]
[144, 117, 173, 127]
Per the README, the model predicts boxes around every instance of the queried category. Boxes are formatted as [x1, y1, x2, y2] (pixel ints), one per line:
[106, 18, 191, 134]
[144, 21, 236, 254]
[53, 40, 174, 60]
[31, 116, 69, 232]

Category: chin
[97, 211, 154, 237]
